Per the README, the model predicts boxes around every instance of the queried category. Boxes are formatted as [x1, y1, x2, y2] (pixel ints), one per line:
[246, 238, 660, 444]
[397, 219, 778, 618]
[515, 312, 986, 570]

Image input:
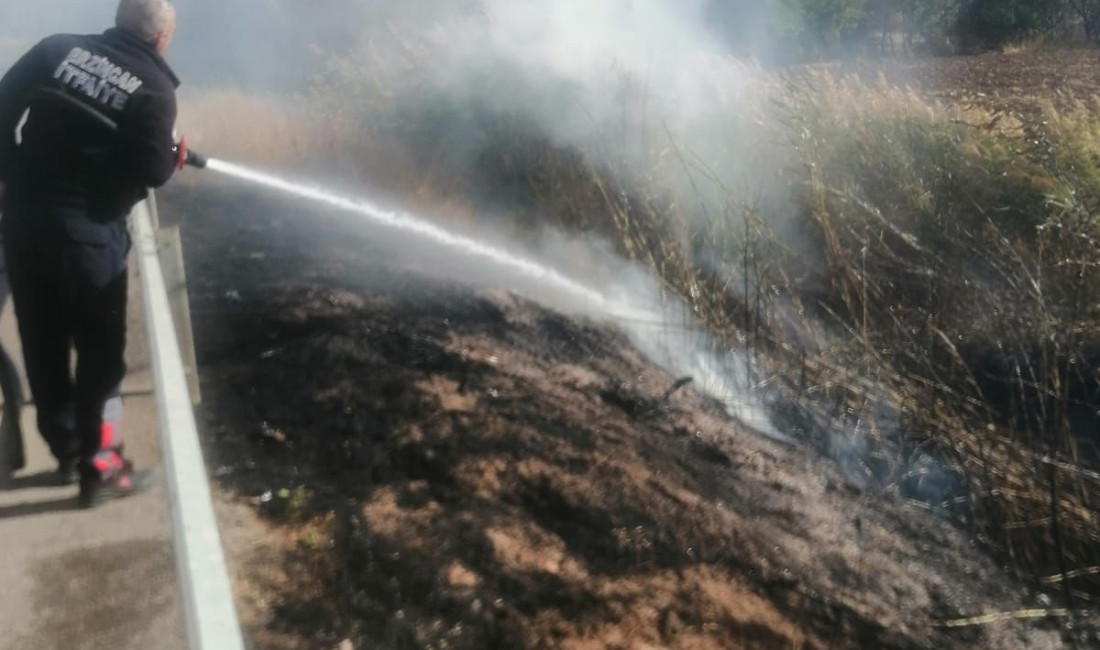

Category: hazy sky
[0, 0, 342, 88]
[1, 1, 785, 87]
[1, 2, 120, 67]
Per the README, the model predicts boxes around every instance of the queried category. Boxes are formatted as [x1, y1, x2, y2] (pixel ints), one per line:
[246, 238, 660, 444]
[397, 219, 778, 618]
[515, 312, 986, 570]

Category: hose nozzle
[183, 149, 208, 169]
[173, 137, 208, 170]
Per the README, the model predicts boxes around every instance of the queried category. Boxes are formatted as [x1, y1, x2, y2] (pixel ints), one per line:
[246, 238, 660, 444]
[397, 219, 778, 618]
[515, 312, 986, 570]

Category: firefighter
[0, 0, 185, 507]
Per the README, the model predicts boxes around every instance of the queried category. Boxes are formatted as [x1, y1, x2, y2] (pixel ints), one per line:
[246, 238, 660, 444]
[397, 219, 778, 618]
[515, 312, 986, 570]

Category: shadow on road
[0, 495, 78, 520]
[0, 470, 65, 492]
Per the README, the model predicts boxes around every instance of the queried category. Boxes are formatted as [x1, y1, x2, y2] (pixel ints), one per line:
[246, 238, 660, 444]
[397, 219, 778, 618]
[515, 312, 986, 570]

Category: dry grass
[178, 87, 480, 229]
[697, 72, 1100, 602]
[177, 90, 336, 169]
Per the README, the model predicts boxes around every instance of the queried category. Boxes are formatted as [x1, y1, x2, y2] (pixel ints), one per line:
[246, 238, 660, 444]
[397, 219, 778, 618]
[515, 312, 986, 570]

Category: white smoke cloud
[416, 0, 760, 149]
[476, 0, 713, 84]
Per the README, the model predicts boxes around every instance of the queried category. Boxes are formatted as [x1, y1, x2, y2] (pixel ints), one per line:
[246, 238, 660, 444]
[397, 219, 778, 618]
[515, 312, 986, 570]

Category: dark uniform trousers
[3, 207, 127, 479]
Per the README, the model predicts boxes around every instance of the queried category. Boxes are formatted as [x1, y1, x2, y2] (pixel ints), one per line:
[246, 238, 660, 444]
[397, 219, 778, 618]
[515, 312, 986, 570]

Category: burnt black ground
[162, 180, 1093, 649]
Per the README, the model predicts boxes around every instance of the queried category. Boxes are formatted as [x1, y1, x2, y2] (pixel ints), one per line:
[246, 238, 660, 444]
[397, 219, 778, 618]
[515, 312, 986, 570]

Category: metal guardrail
[133, 198, 245, 650]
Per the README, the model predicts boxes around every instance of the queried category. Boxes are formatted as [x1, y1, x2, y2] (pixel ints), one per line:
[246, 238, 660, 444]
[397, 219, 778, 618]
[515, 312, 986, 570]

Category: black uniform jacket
[0, 28, 179, 225]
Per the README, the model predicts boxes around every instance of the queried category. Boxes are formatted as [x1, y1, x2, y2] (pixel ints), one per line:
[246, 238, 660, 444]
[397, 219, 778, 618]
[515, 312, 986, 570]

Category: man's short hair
[115, 0, 175, 42]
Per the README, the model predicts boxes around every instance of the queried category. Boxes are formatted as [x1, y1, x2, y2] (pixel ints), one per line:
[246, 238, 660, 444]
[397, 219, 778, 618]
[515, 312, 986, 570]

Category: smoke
[0, 2, 107, 42]
[382, 1, 779, 195]
[0, 2, 104, 68]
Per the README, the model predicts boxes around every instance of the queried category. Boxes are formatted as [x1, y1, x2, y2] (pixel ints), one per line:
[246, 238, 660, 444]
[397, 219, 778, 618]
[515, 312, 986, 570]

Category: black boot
[56, 457, 79, 485]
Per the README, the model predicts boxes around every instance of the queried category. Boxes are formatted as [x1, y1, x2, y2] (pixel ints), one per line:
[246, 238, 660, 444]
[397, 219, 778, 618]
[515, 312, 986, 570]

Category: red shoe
[78, 461, 156, 509]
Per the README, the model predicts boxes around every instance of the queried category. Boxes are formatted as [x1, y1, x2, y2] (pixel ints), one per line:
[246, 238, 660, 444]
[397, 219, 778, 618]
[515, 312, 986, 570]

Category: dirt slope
[163, 183, 1079, 649]
[838, 48, 1100, 120]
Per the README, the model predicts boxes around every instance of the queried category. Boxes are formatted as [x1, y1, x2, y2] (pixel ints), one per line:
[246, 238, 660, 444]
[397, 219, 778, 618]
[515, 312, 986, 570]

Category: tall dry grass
[177, 87, 481, 228]
[759, 73, 1100, 603]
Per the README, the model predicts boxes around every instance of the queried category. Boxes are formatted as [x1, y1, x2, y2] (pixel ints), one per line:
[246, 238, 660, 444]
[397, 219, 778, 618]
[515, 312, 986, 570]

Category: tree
[1066, 0, 1100, 42]
[953, 0, 1064, 49]
[790, 0, 871, 46]
[867, 0, 959, 53]
[865, 0, 903, 54]
[902, 0, 958, 44]
[705, 0, 790, 59]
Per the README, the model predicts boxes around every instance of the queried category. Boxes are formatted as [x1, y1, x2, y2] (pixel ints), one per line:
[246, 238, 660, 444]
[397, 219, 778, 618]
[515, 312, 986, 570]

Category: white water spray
[205, 158, 782, 439]
[208, 159, 618, 311]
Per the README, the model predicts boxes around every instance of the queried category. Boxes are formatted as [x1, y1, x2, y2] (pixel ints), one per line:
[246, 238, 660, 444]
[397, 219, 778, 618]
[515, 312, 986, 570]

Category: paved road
[0, 261, 186, 650]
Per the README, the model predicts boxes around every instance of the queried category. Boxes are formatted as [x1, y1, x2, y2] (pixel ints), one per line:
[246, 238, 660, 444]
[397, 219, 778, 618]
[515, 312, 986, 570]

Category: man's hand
[174, 136, 188, 171]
